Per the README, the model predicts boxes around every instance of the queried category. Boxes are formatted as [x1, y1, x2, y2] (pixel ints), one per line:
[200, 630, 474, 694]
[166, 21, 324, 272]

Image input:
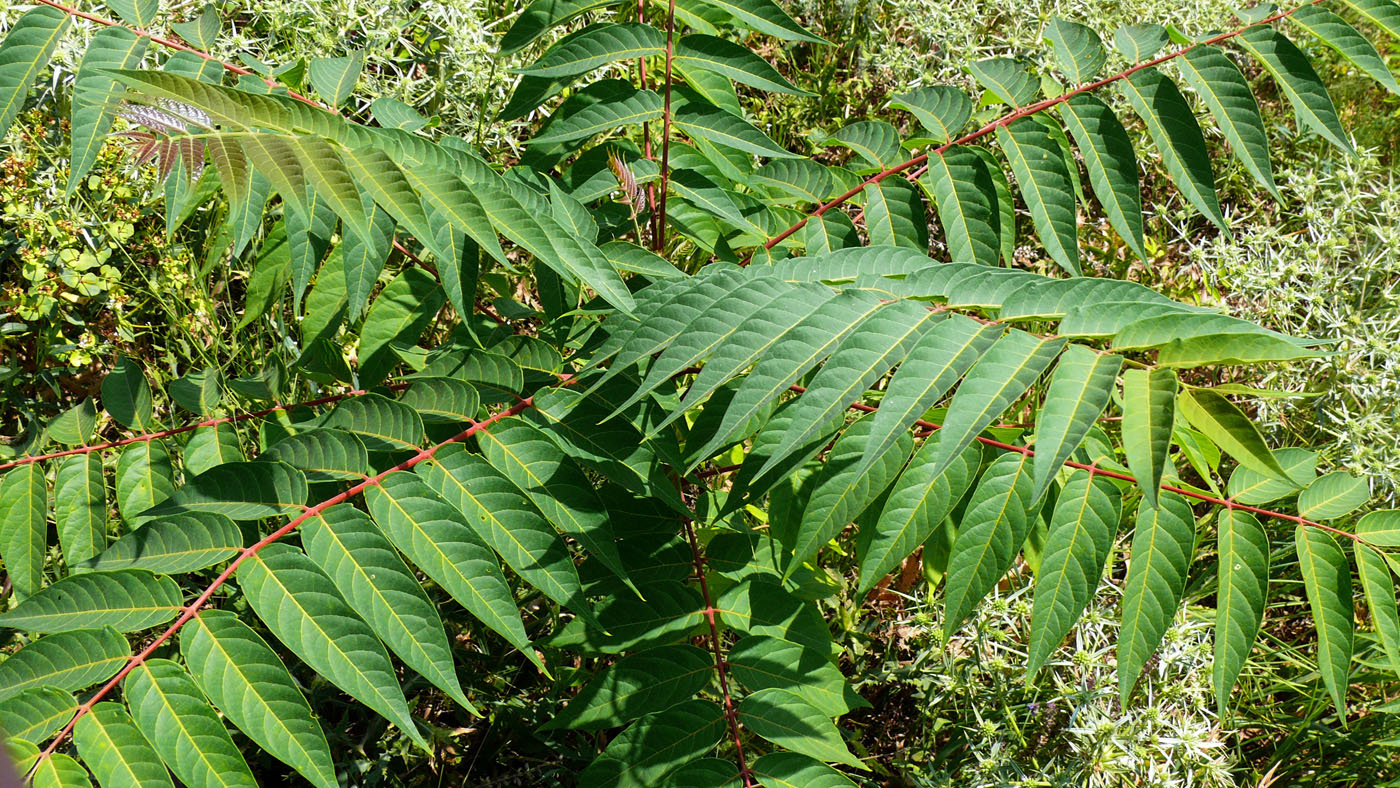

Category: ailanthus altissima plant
[3, 0, 1400, 784]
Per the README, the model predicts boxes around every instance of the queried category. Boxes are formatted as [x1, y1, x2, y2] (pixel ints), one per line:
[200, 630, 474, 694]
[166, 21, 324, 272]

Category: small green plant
[2, 0, 1400, 785]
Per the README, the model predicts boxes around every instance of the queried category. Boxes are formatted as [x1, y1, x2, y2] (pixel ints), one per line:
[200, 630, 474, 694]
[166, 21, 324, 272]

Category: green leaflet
[317, 392, 425, 452]
[474, 420, 633, 594]
[1340, 0, 1400, 42]
[645, 284, 839, 436]
[1114, 23, 1169, 61]
[1177, 388, 1290, 481]
[610, 275, 800, 416]
[738, 688, 865, 769]
[751, 159, 835, 204]
[1026, 472, 1121, 674]
[1298, 471, 1371, 520]
[1030, 347, 1122, 500]
[46, 398, 98, 446]
[102, 356, 156, 431]
[0, 570, 180, 634]
[1237, 26, 1354, 154]
[359, 268, 446, 385]
[180, 612, 337, 788]
[1214, 510, 1269, 714]
[182, 424, 244, 476]
[263, 429, 370, 481]
[364, 471, 544, 671]
[1176, 45, 1279, 198]
[76, 513, 242, 575]
[499, 0, 619, 53]
[996, 117, 1081, 276]
[125, 659, 259, 788]
[859, 436, 982, 595]
[529, 388, 685, 512]
[857, 316, 1000, 475]
[944, 452, 1038, 634]
[1296, 526, 1356, 717]
[418, 446, 587, 617]
[1358, 510, 1400, 545]
[685, 0, 826, 44]
[862, 179, 929, 249]
[1118, 493, 1196, 703]
[170, 368, 222, 417]
[1121, 368, 1177, 510]
[889, 86, 970, 143]
[309, 55, 363, 106]
[675, 34, 811, 95]
[969, 57, 1038, 106]
[0, 7, 70, 142]
[67, 27, 148, 196]
[804, 211, 860, 253]
[1226, 447, 1316, 505]
[788, 413, 915, 574]
[920, 146, 1000, 266]
[520, 23, 663, 78]
[1119, 68, 1227, 232]
[662, 759, 741, 787]
[1356, 545, 1400, 680]
[1060, 94, 1145, 258]
[674, 102, 799, 159]
[171, 5, 220, 50]
[577, 700, 727, 788]
[27, 751, 90, 787]
[966, 146, 1017, 265]
[552, 581, 703, 654]
[401, 377, 481, 423]
[677, 288, 881, 469]
[532, 87, 663, 144]
[236, 543, 429, 749]
[544, 645, 713, 730]
[755, 300, 939, 477]
[75, 703, 175, 788]
[341, 202, 398, 322]
[0, 628, 127, 702]
[0, 686, 76, 743]
[728, 635, 861, 716]
[926, 329, 1065, 483]
[141, 461, 307, 520]
[826, 121, 903, 169]
[300, 504, 476, 712]
[750, 752, 858, 788]
[1044, 18, 1106, 82]
[1, 462, 48, 598]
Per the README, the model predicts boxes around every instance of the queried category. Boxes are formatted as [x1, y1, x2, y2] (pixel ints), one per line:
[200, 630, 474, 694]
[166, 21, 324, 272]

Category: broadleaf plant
[2, 0, 1400, 783]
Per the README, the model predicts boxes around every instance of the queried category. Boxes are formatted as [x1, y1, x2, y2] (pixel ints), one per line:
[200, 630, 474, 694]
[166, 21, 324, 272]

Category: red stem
[34, 383, 568, 764]
[654, 0, 677, 252]
[792, 384, 1365, 543]
[750, 0, 1325, 259]
[681, 517, 755, 787]
[0, 387, 406, 472]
